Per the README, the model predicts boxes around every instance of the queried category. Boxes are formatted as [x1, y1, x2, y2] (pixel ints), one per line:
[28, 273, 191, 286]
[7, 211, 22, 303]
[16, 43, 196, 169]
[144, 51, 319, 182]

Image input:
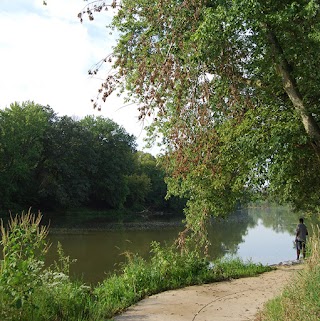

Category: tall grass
[0, 210, 97, 321]
[258, 225, 320, 321]
[0, 210, 271, 321]
[93, 245, 271, 319]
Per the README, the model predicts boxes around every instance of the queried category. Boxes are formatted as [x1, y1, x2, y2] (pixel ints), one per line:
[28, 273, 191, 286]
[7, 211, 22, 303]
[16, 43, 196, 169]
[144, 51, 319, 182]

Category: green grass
[0, 211, 272, 321]
[92, 246, 271, 320]
[257, 226, 320, 321]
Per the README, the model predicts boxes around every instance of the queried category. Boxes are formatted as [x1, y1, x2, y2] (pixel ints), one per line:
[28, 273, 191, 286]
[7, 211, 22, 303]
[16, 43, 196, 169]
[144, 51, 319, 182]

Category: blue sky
[0, 0, 155, 152]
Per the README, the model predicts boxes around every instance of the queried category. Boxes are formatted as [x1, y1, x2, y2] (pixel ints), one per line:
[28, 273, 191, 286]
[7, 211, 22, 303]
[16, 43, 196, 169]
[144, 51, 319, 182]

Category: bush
[0, 210, 49, 320]
[0, 210, 95, 321]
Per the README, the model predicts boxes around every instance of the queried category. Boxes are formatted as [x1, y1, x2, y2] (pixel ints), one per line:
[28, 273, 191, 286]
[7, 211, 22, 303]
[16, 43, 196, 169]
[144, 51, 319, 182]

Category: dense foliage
[0, 101, 181, 216]
[82, 0, 320, 237]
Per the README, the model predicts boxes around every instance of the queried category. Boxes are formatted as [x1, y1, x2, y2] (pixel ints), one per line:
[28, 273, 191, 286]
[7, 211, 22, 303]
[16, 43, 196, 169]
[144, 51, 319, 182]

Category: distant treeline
[0, 101, 185, 216]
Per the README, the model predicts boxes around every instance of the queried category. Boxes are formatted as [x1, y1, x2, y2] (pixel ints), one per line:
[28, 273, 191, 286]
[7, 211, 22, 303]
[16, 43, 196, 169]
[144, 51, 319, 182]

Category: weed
[0, 210, 49, 320]
[0, 210, 95, 321]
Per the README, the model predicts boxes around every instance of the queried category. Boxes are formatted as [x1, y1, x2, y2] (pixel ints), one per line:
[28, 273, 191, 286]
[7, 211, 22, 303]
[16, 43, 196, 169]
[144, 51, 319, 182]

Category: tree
[123, 151, 186, 213]
[80, 115, 137, 209]
[134, 152, 163, 208]
[125, 172, 152, 210]
[132, 152, 186, 213]
[37, 116, 96, 209]
[83, 0, 320, 231]
[0, 102, 54, 210]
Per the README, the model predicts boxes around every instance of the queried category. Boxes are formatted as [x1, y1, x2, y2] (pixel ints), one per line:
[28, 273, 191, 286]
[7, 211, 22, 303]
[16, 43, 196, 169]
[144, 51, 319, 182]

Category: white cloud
[0, 1, 159, 153]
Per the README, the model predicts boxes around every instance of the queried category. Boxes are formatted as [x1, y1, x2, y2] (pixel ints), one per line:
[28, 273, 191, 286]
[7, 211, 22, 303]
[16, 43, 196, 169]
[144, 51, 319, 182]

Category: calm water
[46, 207, 318, 284]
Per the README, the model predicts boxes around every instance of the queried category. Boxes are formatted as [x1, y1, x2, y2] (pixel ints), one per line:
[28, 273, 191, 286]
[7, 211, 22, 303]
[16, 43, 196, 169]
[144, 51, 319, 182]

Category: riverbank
[3, 209, 319, 321]
[114, 262, 304, 321]
[0, 210, 274, 321]
[49, 220, 185, 234]
[46, 208, 251, 233]
[39, 208, 186, 232]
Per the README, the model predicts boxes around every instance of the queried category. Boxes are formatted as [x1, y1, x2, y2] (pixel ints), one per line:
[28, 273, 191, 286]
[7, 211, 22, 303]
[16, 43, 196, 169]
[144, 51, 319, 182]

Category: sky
[0, 0, 157, 153]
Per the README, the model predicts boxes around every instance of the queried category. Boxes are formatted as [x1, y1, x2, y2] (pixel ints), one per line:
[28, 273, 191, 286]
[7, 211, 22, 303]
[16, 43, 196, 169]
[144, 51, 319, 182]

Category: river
[46, 206, 318, 284]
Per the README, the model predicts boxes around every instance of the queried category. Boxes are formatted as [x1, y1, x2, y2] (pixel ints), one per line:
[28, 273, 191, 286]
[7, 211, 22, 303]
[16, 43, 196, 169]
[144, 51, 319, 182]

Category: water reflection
[207, 210, 256, 258]
[227, 207, 320, 265]
[45, 207, 319, 284]
[233, 218, 296, 265]
[248, 206, 300, 233]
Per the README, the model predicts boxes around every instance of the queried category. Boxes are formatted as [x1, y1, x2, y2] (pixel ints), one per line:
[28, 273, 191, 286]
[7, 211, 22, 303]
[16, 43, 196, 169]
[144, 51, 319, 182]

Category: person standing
[295, 218, 308, 260]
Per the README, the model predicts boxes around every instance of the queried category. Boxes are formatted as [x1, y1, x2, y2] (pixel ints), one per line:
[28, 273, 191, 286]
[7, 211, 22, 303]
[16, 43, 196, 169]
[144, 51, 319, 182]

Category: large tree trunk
[266, 26, 320, 154]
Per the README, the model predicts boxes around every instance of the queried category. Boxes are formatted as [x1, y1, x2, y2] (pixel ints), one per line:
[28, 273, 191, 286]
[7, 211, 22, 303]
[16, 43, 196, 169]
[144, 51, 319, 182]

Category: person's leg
[302, 242, 306, 259]
[296, 241, 301, 260]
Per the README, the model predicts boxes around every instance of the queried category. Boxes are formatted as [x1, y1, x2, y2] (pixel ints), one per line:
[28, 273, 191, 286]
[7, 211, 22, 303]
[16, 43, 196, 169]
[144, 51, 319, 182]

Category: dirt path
[114, 264, 303, 321]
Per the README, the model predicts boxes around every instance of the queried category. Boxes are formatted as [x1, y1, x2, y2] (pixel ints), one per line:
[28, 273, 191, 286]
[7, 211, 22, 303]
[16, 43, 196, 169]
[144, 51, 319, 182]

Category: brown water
[46, 207, 317, 284]
[47, 227, 180, 284]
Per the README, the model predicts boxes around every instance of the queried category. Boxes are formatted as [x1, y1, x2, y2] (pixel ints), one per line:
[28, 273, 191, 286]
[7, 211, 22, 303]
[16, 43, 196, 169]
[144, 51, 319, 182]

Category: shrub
[0, 210, 95, 321]
[0, 210, 49, 320]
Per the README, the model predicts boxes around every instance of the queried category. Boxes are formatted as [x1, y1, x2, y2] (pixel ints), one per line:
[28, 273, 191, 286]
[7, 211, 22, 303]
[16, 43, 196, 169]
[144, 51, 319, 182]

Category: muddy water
[46, 207, 317, 284]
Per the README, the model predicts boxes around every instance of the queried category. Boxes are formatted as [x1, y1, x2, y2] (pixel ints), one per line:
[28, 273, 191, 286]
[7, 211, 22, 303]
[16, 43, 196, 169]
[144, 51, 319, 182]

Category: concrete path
[114, 264, 302, 321]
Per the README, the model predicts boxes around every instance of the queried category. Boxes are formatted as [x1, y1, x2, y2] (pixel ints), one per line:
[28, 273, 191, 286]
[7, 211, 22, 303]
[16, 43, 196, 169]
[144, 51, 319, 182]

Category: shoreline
[48, 220, 185, 234]
[46, 210, 252, 233]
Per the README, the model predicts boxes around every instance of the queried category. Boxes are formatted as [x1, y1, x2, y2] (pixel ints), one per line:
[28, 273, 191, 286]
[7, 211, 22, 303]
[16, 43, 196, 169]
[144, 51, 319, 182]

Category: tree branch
[265, 24, 320, 151]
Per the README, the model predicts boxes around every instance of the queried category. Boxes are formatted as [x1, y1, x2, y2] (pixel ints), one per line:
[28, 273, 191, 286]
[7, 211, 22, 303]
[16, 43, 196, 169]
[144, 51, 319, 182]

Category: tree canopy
[0, 102, 179, 215]
[0, 102, 53, 208]
[83, 0, 320, 234]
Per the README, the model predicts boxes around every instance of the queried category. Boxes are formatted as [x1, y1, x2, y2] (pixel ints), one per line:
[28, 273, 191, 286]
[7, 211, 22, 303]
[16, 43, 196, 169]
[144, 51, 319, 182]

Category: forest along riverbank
[114, 263, 303, 321]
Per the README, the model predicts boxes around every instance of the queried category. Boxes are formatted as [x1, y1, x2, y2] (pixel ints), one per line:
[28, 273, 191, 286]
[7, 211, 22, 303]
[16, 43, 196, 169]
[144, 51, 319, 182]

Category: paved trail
[114, 264, 302, 321]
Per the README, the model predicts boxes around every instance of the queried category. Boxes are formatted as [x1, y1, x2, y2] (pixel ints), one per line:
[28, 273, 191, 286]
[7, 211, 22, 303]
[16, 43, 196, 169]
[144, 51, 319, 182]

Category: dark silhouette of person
[295, 218, 308, 260]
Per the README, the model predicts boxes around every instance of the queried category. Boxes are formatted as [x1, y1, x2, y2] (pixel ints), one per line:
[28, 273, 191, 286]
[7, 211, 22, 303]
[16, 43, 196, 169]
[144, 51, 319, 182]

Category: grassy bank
[258, 226, 320, 321]
[0, 210, 271, 321]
